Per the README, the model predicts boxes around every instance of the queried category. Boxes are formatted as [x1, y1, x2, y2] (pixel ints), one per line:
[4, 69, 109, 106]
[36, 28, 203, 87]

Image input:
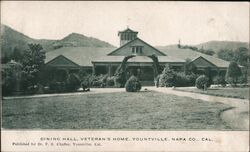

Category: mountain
[54, 33, 114, 48]
[1, 24, 115, 62]
[1, 24, 36, 57]
[196, 41, 249, 53]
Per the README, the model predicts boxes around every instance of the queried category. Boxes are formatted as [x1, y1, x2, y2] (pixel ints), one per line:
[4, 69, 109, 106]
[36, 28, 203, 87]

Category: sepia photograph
[1, 1, 249, 151]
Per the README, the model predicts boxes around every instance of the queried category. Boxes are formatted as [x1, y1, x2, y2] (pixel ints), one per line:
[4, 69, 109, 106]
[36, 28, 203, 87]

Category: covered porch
[91, 55, 185, 85]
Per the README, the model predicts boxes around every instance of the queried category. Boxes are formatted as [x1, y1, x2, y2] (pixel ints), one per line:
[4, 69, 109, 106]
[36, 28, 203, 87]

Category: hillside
[1, 24, 36, 57]
[1, 24, 115, 62]
[196, 41, 249, 53]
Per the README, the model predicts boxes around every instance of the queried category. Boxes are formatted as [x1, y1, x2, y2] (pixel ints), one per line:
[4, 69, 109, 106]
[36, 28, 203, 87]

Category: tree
[11, 47, 23, 62]
[184, 58, 197, 74]
[159, 64, 175, 87]
[148, 54, 162, 78]
[20, 44, 45, 91]
[113, 55, 135, 87]
[233, 47, 249, 66]
[1, 62, 22, 95]
[203, 50, 215, 56]
[225, 62, 242, 87]
[217, 49, 234, 61]
[1, 51, 11, 64]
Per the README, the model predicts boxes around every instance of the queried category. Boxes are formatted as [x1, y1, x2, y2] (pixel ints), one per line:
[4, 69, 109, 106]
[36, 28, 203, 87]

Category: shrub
[186, 73, 198, 86]
[174, 72, 197, 87]
[87, 74, 108, 88]
[159, 65, 175, 87]
[158, 68, 197, 87]
[81, 80, 89, 91]
[106, 76, 115, 87]
[65, 73, 80, 92]
[238, 75, 248, 84]
[125, 76, 141, 92]
[48, 81, 66, 93]
[213, 75, 227, 87]
[195, 75, 210, 90]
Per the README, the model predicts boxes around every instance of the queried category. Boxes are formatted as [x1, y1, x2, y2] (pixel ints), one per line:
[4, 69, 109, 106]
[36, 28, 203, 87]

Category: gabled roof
[108, 37, 166, 56]
[45, 44, 230, 68]
[46, 55, 81, 67]
[45, 47, 115, 67]
[191, 56, 218, 68]
[118, 28, 138, 35]
[157, 45, 230, 68]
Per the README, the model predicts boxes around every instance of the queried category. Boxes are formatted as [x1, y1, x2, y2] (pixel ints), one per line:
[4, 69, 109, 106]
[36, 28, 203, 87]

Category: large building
[45, 28, 230, 83]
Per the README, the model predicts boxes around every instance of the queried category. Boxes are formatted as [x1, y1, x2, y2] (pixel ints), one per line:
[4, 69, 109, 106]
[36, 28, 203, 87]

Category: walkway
[147, 87, 249, 130]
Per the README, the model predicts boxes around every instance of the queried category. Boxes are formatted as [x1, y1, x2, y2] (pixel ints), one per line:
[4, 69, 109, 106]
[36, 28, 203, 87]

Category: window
[132, 47, 135, 53]
[139, 47, 142, 53]
[132, 46, 143, 54]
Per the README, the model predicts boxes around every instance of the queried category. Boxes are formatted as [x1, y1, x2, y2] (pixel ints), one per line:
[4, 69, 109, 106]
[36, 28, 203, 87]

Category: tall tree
[20, 44, 45, 90]
[225, 61, 242, 87]
[11, 47, 23, 62]
[233, 47, 249, 66]
[217, 49, 234, 61]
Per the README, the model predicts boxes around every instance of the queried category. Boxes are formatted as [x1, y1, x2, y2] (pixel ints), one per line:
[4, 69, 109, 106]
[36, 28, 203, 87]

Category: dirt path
[147, 87, 249, 130]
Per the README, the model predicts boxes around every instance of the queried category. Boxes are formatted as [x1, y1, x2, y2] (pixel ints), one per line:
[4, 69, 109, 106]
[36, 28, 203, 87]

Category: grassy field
[2, 91, 232, 130]
[175, 87, 249, 99]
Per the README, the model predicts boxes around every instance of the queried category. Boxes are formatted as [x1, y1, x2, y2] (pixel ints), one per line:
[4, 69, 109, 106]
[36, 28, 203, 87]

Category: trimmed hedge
[195, 75, 210, 90]
[174, 72, 197, 87]
[158, 65, 198, 87]
[213, 75, 226, 87]
[125, 76, 141, 92]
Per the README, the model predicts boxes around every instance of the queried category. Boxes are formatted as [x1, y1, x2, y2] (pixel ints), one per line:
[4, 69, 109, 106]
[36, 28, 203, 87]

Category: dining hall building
[45, 28, 230, 84]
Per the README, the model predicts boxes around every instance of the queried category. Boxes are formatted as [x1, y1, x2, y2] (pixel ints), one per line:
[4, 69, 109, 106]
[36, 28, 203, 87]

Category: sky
[1, 1, 249, 47]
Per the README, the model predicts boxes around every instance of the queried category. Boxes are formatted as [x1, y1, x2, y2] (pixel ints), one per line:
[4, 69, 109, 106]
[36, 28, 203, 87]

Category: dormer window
[132, 46, 143, 54]
[132, 47, 135, 53]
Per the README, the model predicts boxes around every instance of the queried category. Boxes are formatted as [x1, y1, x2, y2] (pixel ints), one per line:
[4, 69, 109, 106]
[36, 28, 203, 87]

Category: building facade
[45, 28, 231, 84]
[92, 28, 185, 83]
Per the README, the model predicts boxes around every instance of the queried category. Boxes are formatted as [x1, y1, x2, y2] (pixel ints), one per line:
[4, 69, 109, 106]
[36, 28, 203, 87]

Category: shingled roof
[45, 47, 115, 67]
[45, 45, 230, 68]
[156, 45, 230, 68]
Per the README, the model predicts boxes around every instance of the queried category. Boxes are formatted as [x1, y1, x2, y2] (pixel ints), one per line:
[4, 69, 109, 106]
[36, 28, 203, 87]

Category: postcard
[1, 1, 249, 151]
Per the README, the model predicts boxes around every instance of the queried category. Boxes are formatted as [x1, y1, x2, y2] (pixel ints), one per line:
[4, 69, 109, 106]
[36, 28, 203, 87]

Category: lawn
[175, 87, 249, 99]
[2, 91, 232, 130]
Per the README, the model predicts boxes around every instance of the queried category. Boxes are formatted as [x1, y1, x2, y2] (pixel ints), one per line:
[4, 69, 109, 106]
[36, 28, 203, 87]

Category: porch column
[108, 64, 111, 77]
[92, 64, 96, 75]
